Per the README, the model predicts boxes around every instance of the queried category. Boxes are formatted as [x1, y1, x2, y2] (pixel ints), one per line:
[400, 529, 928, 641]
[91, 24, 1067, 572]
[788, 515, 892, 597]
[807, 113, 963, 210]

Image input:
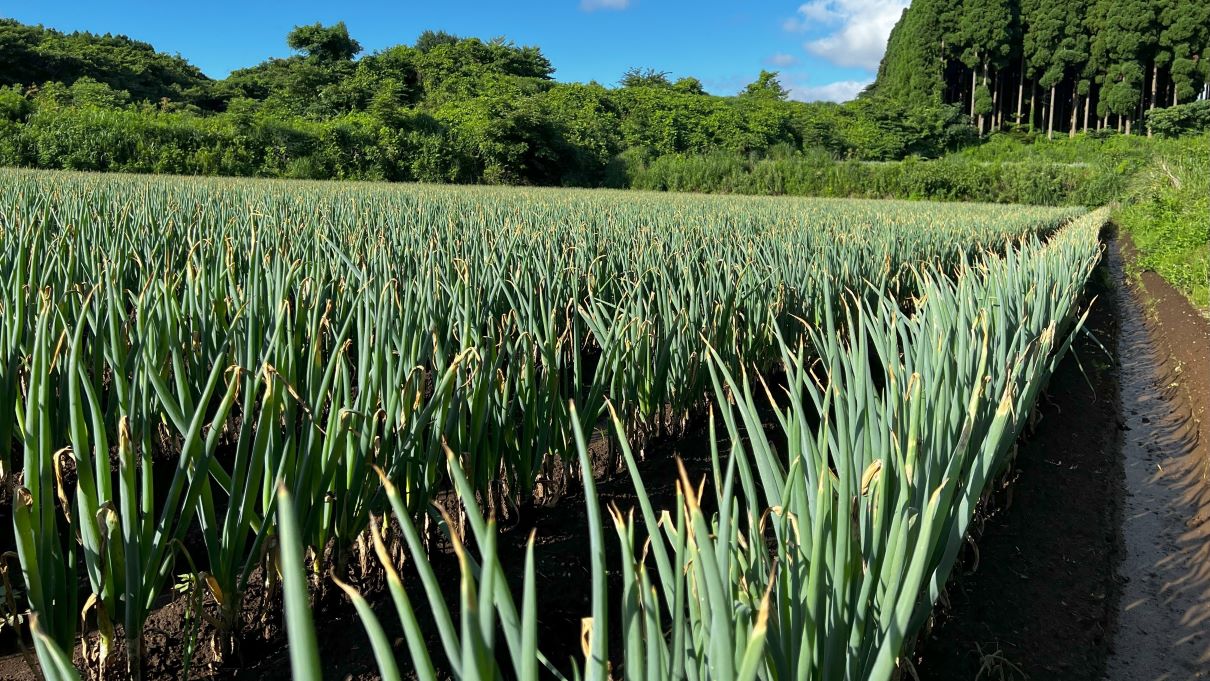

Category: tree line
[874, 0, 1210, 137]
[0, 18, 975, 186]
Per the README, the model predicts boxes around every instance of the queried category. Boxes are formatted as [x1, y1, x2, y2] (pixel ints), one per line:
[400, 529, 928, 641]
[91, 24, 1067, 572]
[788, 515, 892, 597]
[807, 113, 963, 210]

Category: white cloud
[788, 0, 909, 70]
[581, 0, 630, 11]
[766, 53, 800, 67]
[786, 78, 870, 103]
[799, 0, 843, 23]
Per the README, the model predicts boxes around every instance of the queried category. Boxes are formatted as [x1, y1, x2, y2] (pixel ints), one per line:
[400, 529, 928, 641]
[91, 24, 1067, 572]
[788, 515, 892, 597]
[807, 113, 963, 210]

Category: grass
[1115, 141, 1210, 310]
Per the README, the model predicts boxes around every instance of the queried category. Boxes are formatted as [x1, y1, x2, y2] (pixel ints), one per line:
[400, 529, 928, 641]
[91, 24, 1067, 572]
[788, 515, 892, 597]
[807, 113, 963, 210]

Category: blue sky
[7, 1, 910, 102]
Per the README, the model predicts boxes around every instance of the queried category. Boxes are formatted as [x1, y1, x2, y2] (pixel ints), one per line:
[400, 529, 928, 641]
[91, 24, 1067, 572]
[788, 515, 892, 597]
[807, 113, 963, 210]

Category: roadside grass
[1116, 140, 1210, 312]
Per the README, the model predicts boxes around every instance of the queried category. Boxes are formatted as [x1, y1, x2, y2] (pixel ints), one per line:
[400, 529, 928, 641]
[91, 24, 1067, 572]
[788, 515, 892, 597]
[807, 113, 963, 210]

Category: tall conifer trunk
[1016, 56, 1025, 127]
[1148, 61, 1158, 137]
[970, 65, 978, 118]
[1150, 62, 1157, 107]
[992, 69, 1001, 129]
[977, 63, 988, 134]
[1070, 88, 1078, 138]
[1047, 84, 1055, 139]
[1029, 83, 1036, 133]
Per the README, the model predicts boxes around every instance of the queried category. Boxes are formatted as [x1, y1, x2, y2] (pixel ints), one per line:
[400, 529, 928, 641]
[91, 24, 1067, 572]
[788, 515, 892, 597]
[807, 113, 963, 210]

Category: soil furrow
[1104, 236, 1210, 681]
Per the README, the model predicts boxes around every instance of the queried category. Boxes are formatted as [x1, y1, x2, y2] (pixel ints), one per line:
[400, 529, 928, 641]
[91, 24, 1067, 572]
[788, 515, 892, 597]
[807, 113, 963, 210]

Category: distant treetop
[286, 21, 362, 62]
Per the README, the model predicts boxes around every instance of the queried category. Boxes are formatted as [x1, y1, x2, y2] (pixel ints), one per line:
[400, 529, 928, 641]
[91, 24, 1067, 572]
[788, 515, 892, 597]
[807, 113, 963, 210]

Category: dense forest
[0, 18, 975, 185]
[874, 0, 1210, 137]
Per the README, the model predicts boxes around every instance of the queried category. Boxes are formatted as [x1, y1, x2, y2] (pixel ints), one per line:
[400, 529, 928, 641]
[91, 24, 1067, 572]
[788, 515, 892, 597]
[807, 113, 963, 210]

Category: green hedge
[626, 152, 1130, 206]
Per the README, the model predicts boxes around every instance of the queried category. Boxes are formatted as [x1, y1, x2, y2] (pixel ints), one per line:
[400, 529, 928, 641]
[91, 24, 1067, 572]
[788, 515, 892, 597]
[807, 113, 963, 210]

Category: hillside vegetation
[0, 19, 970, 185]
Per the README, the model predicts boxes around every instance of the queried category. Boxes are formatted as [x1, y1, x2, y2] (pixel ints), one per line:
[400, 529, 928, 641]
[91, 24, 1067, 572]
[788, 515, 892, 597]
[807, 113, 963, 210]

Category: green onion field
[1, 169, 1112, 680]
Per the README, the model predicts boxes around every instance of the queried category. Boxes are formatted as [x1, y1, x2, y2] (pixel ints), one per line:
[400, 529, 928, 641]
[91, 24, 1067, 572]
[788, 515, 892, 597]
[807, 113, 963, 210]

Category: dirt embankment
[1104, 235, 1210, 681]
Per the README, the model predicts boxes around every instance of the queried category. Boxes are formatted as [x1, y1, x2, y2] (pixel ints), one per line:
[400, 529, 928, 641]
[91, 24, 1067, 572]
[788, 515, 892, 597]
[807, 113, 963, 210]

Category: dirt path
[1104, 237, 1210, 681]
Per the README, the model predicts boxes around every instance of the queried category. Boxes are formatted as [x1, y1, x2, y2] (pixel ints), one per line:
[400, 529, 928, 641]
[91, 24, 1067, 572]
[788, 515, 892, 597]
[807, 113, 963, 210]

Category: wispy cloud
[786, 78, 870, 103]
[784, 0, 909, 70]
[581, 0, 631, 11]
[782, 16, 807, 32]
[765, 53, 800, 67]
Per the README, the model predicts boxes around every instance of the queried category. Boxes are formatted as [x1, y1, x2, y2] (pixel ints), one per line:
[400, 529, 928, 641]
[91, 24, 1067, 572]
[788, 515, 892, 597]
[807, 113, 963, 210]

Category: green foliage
[1117, 138, 1210, 307]
[0, 18, 980, 188]
[628, 151, 1124, 205]
[620, 67, 672, 89]
[958, 0, 1017, 69]
[0, 19, 210, 104]
[0, 104, 389, 179]
[873, 0, 1209, 137]
[872, 1, 946, 103]
[220, 57, 358, 119]
[1147, 100, 1210, 136]
[950, 131, 1210, 307]
[67, 77, 130, 109]
[414, 29, 460, 53]
[0, 84, 31, 121]
[673, 76, 706, 94]
[742, 71, 789, 100]
[286, 21, 362, 62]
[953, 129, 1184, 162]
[535, 83, 622, 184]
[432, 80, 567, 184]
